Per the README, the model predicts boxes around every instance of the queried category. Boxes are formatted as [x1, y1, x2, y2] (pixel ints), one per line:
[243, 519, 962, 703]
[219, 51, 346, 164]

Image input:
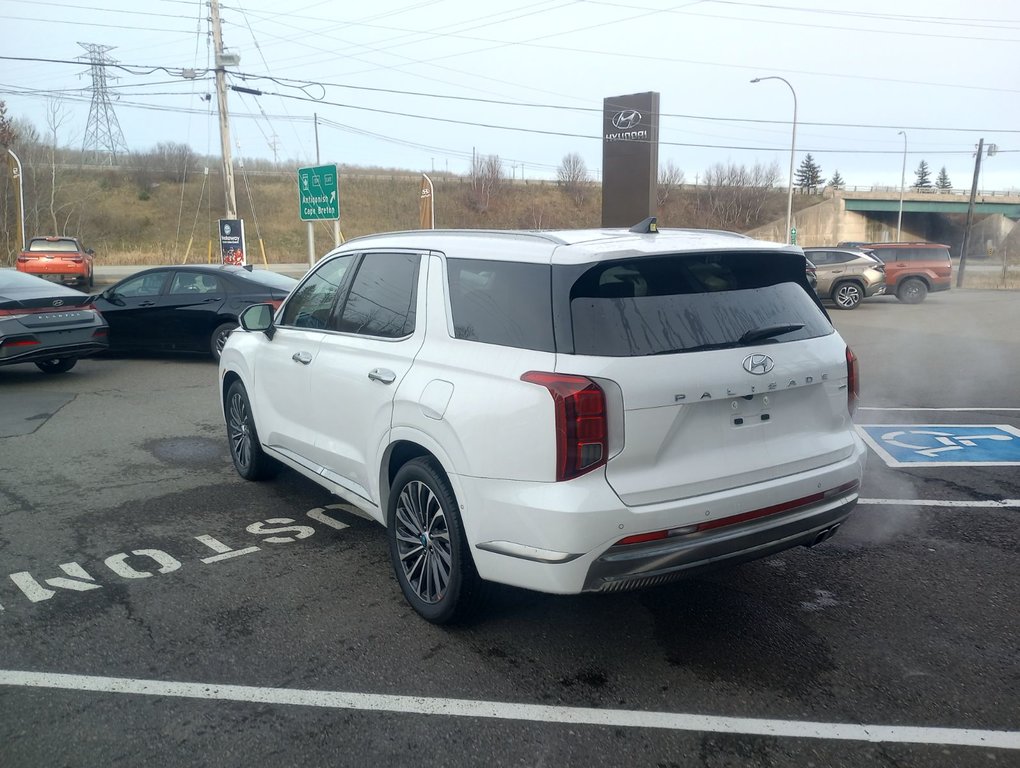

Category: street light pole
[897, 130, 907, 242]
[751, 76, 797, 244]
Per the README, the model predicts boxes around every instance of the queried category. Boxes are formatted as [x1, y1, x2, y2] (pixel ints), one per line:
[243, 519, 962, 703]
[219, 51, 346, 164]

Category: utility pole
[210, 0, 237, 220]
[957, 138, 984, 288]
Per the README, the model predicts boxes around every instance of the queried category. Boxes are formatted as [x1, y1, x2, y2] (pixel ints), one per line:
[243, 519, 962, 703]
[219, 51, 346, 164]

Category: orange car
[16, 236, 96, 288]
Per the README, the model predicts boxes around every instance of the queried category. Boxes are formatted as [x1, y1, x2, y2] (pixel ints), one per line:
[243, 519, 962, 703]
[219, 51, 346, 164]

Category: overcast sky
[2, 0, 1018, 190]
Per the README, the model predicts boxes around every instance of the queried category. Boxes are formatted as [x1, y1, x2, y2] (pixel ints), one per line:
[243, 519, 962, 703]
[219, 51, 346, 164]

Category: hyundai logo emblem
[611, 110, 642, 130]
[52, 299, 64, 307]
[742, 354, 774, 375]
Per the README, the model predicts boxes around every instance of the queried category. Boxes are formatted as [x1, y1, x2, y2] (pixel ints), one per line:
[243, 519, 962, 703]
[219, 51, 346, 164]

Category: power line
[229, 70, 1020, 135]
[704, 1, 1020, 29]
[4, 14, 196, 34]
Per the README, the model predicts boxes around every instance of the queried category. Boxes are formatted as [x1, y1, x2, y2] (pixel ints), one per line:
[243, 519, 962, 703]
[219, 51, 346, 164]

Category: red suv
[841, 242, 952, 304]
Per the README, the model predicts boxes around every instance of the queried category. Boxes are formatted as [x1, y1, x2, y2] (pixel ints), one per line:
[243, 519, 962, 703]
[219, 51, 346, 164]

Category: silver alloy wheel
[228, 391, 253, 471]
[834, 283, 862, 309]
[394, 480, 453, 604]
[215, 327, 234, 355]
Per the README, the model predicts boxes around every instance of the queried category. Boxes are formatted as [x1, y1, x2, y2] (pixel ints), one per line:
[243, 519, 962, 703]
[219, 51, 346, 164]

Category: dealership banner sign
[218, 219, 246, 266]
[419, 173, 435, 229]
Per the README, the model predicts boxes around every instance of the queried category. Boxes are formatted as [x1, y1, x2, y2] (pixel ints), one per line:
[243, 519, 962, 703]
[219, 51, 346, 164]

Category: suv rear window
[567, 252, 831, 357]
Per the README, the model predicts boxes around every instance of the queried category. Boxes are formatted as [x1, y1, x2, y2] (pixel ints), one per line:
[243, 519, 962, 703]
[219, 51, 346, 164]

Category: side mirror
[239, 303, 275, 335]
[101, 288, 125, 306]
[85, 248, 95, 255]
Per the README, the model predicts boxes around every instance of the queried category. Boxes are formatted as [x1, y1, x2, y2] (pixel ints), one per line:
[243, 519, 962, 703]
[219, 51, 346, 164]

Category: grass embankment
[26, 170, 608, 265]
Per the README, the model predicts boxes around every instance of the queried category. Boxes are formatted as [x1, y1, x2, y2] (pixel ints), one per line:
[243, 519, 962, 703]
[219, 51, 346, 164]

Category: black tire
[35, 358, 77, 374]
[225, 380, 277, 481]
[896, 277, 928, 304]
[831, 281, 863, 310]
[387, 457, 486, 624]
[211, 322, 238, 361]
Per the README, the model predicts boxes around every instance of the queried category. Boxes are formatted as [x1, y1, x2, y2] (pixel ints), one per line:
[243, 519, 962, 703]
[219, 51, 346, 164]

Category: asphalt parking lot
[0, 289, 1017, 766]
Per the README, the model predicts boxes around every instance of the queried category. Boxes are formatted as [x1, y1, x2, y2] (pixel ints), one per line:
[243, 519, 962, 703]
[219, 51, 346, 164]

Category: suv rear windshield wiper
[738, 323, 805, 345]
[649, 324, 808, 355]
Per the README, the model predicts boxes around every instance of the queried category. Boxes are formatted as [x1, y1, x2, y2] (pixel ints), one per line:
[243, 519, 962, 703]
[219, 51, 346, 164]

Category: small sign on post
[218, 218, 246, 266]
[790, 226, 798, 245]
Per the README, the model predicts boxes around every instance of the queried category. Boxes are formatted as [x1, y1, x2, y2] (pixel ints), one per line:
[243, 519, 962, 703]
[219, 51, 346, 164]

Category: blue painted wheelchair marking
[857, 424, 1020, 467]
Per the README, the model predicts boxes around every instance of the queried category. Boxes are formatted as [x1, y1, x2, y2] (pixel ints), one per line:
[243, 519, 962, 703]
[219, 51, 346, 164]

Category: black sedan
[0, 269, 108, 374]
[93, 265, 296, 360]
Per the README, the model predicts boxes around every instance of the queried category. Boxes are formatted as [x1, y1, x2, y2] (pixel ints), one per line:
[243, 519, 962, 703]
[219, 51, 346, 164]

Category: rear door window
[566, 251, 831, 357]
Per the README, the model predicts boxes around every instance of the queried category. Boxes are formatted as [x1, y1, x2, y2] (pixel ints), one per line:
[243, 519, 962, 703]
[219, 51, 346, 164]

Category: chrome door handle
[292, 351, 313, 365]
[368, 368, 396, 384]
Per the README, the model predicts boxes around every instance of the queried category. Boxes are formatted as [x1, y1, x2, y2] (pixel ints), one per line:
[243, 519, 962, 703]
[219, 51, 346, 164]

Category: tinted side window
[115, 272, 169, 297]
[336, 252, 419, 338]
[448, 259, 554, 352]
[280, 254, 355, 329]
[169, 272, 223, 294]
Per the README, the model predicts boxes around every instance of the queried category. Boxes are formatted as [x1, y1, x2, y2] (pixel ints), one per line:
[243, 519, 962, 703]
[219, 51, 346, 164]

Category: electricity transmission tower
[78, 42, 128, 165]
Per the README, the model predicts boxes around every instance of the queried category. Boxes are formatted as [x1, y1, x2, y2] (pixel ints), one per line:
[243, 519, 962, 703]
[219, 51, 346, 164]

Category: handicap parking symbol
[857, 424, 1020, 467]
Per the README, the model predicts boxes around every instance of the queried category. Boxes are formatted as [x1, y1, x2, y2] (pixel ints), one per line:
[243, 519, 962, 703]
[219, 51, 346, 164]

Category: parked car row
[0, 265, 297, 374]
[6, 227, 953, 623]
[804, 241, 953, 309]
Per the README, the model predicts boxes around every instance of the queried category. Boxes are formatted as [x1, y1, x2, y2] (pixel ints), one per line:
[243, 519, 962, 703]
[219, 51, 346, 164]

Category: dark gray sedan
[0, 269, 108, 374]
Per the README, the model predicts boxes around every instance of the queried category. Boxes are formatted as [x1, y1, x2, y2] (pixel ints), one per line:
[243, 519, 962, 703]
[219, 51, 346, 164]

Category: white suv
[220, 221, 866, 623]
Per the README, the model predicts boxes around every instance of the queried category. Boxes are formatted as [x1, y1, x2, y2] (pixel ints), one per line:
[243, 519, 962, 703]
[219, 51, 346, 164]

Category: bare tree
[154, 141, 197, 180]
[0, 100, 16, 147]
[657, 160, 685, 207]
[468, 152, 504, 212]
[45, 98, 70, 233]
[696, 160, 782, 231]
[557, 152, 591, 205]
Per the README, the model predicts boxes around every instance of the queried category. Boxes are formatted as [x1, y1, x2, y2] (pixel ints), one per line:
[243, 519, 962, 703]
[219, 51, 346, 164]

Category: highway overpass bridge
[748, 188, 1020, 257]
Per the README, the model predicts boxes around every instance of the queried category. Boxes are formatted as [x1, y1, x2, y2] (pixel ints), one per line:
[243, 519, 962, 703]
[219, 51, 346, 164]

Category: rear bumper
[1, 339, 107, 366]
[582, 493, 855, 592]
[865, 283, 886, 297]
[16, 264, 90, 284]
[456, 436, 867, 595]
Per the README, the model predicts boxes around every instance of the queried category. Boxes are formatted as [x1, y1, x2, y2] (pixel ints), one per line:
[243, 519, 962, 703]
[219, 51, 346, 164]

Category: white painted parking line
[860, 407, 1020, 412]
[859, 498, 1020, 508]
[0, 670, 1016, 750]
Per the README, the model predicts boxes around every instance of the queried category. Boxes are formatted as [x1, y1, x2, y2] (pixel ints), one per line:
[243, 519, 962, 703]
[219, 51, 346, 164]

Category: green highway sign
[298, 164, 339, 221]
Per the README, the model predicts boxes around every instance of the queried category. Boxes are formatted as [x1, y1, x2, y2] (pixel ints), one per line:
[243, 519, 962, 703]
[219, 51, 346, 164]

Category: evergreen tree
[912, 160, 933, 189]
[828, 169, 845, 189]
[794, 153, 824, 189]
[936, 166, 952, 190]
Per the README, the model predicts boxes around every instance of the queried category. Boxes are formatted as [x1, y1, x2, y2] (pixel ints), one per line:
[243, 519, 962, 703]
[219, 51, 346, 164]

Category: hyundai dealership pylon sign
[602, 91, 660, 227]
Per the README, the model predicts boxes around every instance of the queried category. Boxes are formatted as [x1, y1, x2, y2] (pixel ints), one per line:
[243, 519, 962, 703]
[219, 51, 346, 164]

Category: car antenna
[628, 216, 658, 234]
[243, 264, 253, 271]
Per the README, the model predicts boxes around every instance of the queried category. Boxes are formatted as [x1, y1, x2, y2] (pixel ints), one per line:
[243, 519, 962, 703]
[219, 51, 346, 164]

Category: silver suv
[220, 222, 866, 623]
[802, 247, 887, 310]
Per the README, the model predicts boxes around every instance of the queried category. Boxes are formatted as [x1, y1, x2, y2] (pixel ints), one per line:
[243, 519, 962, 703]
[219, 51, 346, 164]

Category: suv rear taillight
[846, 346, 859, 417]
[522, 371, 607, 481]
